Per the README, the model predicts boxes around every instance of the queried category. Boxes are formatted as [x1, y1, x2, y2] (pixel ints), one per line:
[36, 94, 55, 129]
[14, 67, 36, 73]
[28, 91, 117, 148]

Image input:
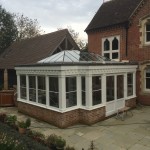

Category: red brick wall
[88, 27, 127, 61]
[127, 0, 150, 61]
[18, 102, 105, 128]
[87, 0, 150, 62]
[125, 97, 137, 108]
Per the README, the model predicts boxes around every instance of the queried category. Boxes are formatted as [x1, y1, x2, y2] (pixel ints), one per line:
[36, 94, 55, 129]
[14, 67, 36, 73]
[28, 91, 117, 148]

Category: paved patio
[0, 106, 150, 150]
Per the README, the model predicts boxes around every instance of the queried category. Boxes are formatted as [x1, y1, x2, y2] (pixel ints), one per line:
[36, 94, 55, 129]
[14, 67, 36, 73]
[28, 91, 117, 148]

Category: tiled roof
[0, 29, 79, 69]
[85, 0, 142, 32]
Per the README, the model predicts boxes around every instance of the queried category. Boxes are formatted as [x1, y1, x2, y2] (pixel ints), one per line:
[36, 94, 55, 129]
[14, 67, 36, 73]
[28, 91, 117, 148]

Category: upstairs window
[102, 36, 120, 60]
[145, 24, 150, 43]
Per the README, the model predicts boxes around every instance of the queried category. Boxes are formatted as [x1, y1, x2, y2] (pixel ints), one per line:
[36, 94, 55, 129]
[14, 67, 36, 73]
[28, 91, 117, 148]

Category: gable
[85, 0, 142, 32]
[0, 29, 79, 69]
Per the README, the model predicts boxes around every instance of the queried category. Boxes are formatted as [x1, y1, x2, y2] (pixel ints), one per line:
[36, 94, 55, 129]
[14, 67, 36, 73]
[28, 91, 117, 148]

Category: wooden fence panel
[0, 91, 14, 106]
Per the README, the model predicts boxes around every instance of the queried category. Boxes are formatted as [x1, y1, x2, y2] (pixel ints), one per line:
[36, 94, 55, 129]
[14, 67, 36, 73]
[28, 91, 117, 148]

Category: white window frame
[145, 23, 150, 44]
[145, 69, 150, 91]
[102, 35, 120, 61]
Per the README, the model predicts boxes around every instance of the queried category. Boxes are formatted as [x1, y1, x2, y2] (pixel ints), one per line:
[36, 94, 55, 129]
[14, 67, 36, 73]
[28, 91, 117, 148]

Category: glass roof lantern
[38, 50, 114, 64]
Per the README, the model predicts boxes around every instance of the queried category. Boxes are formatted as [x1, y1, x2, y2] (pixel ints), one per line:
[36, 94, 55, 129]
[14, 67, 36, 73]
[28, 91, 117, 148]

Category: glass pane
[38, 76, 45, 90]
[38, 90, 46, 104]
[112, 53, 118, 59]
[20, 87, 26, 99]
[81, 76, 86, 106]
[146, 78, 150, 89]
[106, 76, 114, 102]
[127, 73, 133, 84]
[146, 73, 150, 77]
[146, 24, 150, 31]
[117, 75, 124, 99]
[104, 39, 110, 51]
[146, 32, 150, 42]
[20, 75, 26, 87]
[29, 76, 35, 88]
[29, 76, 36, 102]
[29, 89, 36, 102]
[66, 77, 77, 108]
[92, 90, 101, 105]
[92, 76, 101, 105]
[66, 92, 77, 108]
[49, 77, 58, 92]
[127, 73, 133, 96]
[66, 77, 76, 92]
[104, 53, 110, 59]
[92, 76, 101, 90]
[49, 92, 59, 108]
[20, 75, 26, 99]
[112, 37, 119, 50]
[127, 85, 133, 96]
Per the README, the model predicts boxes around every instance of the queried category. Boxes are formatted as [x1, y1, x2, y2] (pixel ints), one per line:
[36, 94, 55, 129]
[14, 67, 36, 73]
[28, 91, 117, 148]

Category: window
[20, 75, 26, 99]
[29, 76, 36, 102]
[38, 76, 46, 104]
[145, 69, 150, 90]
[49, 77, 59, 108]
[104, 39, 110, 51]
[102, 36, 120, 60]
[117, 75, 124, 99]
[66, 77, 77, 108]
[127, 73, 133, 96]
[81, 76, 86, 106]
[145, 24, 150, 43]
[92, 76, 101, 105]
[106, 76, 114, 102]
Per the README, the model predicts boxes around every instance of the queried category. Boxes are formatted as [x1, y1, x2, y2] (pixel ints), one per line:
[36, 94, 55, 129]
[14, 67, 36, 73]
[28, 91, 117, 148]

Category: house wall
[88, 0, 150, 62]
[88, 26, 127, 61]
[87, 0, 150, 105]
[127, 0, 150, 62]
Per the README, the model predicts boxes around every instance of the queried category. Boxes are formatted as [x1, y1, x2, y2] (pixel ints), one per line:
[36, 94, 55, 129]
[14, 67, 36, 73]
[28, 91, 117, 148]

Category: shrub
[56, 136, 66, 149]
[0, 122, 49, 150]
[0, 113, 7, 123]
[0, 132, 25, 150]
[5, 115, 17, 126]
[46, 134, 58, 149]
[27, 130, 45, 144]
[18, 118, 31, 129]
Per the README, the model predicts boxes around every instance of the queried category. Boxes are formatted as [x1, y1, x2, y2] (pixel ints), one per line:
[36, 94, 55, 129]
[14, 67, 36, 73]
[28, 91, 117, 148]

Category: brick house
[85, 0, 150, 105]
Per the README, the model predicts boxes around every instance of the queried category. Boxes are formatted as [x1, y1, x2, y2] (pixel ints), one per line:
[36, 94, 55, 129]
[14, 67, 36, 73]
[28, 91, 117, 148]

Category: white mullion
[26, 75, 29, 101]
[36, 76, 38, 103]
[46, 76, 49, 107]
[86, 75, 92, 108]
[17, 75, 20, 99]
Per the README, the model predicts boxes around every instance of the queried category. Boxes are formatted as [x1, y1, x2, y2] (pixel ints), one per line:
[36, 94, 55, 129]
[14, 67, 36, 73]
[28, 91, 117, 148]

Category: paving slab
[0, 106, 150, 150]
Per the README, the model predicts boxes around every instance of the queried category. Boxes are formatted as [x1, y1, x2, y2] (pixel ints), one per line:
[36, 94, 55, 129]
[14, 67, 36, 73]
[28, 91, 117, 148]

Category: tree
[14, 14, 44, 41]
[58, 26, 87, 51]
[0, 5, 17, 54]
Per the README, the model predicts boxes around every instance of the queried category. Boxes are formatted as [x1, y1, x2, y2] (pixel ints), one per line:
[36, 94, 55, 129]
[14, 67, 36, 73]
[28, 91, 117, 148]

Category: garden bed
[0, 122, 49, 150]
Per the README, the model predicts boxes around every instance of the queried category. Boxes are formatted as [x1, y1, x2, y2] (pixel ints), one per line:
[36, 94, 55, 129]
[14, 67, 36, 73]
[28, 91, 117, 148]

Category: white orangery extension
[15, 50, 137, 128]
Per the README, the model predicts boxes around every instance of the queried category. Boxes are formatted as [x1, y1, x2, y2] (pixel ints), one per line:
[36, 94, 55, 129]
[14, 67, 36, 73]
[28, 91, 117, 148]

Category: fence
[0, 90, 14, 106]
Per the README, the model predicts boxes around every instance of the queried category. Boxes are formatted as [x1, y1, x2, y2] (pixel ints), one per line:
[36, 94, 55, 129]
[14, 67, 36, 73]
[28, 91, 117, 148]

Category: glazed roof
[38, 50, 116, 64]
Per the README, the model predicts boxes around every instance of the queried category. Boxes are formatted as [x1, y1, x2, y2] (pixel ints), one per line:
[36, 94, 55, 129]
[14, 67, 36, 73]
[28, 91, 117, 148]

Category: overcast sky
[0, 0, 104, 41]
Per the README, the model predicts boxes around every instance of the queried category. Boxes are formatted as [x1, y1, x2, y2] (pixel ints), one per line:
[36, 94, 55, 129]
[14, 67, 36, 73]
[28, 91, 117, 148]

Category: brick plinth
[125, 97, 137, 108]
[18, 102, 105, 128]
[137, 94, 150, 105]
